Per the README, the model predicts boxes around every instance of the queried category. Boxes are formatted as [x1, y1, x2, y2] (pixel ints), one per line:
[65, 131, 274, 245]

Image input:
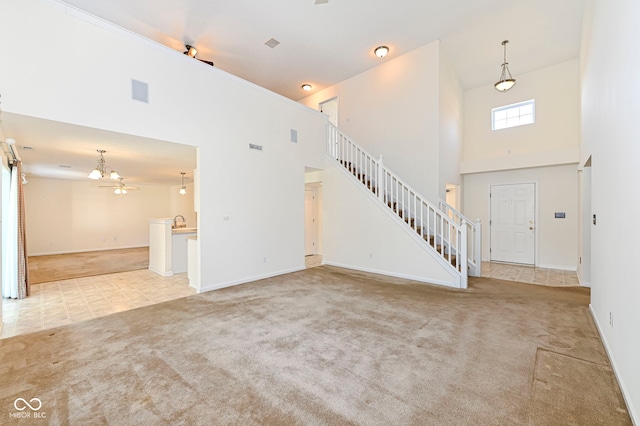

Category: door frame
[319, 97, 338, 127]
[489, 181, 538, 265]
[304, 185, 320, 256]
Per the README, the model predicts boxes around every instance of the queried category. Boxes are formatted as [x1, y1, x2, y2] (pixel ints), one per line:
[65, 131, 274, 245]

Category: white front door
[490, 183, 535, 265]
[304, 189, 318, 255]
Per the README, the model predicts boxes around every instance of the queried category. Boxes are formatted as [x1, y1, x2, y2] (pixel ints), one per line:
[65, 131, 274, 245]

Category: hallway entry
[490, 183, 536, 265]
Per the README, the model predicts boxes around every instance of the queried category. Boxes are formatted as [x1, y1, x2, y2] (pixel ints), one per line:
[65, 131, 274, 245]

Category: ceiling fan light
[110, 170, 120, 180]
[374, 46, 389, 58]
[122, 188, 127, 194]
[114, 188, 122, 195]
[185, 45, 198, 58]
[88, 169, 102, 180]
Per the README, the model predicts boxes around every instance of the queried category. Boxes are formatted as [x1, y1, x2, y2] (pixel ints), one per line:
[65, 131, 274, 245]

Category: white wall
[462, 59, 581, 174]
[321, 159, 457, 287]
[580, 0, 640, 421]
[438, 51, 463, 200]
[463, 165, 579, 270]
[25, 177, 171, 255]
[300, 42, 442, 201]
[0, 0, 326, 291]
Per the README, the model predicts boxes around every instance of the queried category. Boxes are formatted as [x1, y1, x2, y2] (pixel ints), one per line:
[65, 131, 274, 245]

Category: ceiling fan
[100, 177, 139, 195]
[183, 44, 214, 66]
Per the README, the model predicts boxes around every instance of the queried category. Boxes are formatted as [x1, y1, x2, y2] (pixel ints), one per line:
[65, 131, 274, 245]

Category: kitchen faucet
[173, 215, 186, 228]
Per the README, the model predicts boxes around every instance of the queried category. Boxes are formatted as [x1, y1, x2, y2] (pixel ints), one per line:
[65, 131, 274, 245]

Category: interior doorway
[445, 183, 459, 210]
[490, 182, 536, 265]
[319, 97, 338, 126]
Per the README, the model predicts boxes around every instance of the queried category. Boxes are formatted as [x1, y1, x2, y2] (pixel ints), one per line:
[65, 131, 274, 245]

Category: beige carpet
[28, 247, 149, 284]
[0, 266, 630, 425]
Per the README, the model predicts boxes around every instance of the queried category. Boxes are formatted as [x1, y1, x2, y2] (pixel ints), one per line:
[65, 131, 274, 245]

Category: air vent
[20, 145, 34, 151]
[264, 38, 280, 49]
[249, 143, 263, 151]
[58, 165, 72, 168]
[315, 0, 329, 4]
[290, 129, 298, 143]
[131, 79, 149, 103]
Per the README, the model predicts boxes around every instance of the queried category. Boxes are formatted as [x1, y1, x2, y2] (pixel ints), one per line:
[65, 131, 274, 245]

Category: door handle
[529, 227, 534, 230]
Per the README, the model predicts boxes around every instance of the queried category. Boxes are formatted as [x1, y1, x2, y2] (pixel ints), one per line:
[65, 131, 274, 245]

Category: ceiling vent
[264, 38, 280, 49]
[315, 0, 329, 4]
[249, 143, 263, 151]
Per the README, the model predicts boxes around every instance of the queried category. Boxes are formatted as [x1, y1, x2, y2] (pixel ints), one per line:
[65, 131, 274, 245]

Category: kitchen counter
[149, 218, 197, 276]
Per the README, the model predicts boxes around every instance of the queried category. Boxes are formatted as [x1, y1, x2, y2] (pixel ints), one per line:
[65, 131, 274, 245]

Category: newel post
[475, 218, 482, 276]
[377, 155, 384, 201]
[460, 219, 468, 289]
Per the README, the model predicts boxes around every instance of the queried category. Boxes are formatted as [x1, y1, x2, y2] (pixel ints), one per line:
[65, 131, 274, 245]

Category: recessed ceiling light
[301, 84, 312, 92]
[374, 45, 389, 58]
[265, 38, 280, 49]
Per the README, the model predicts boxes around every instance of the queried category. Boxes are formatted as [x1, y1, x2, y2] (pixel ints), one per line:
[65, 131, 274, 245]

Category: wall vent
[249, 143, 263, 151]
[264, 38, 280, 49]
[131, 79, 149, 103]
[290, 129, 298, 143]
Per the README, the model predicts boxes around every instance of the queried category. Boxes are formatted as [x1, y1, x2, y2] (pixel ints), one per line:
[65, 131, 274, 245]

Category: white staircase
[326, 124, 481, 288]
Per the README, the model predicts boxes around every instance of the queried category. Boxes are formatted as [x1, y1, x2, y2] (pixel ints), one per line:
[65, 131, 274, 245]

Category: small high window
[492, 99, 535, 130]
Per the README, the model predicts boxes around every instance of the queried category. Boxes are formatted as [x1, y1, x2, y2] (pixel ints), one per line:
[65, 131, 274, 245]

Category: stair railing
[438, 200, 482, 277]
[327, 124, 468, 288]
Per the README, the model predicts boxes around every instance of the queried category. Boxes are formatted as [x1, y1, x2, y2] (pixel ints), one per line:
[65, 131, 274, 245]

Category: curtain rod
[1, 139, 21, 164]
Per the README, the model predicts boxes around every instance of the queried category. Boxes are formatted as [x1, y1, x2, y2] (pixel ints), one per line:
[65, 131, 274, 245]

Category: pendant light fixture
[494, 40, 516, 92]
[179, 172, 187, 195]
[88, 149, 120, 180]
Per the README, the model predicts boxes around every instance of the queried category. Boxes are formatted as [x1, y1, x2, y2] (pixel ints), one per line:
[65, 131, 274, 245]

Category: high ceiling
[2, 0, 587, 184]
[58, 0, 587, 99]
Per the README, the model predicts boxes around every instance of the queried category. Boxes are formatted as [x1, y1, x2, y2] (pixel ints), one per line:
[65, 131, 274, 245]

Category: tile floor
[1, 269, 195, 339]
[481, 261, 580, 287]
[1, 260, 580, 340]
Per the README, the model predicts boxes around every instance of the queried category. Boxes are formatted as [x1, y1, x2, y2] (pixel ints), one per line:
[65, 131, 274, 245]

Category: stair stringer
[322, 156, 462, 288]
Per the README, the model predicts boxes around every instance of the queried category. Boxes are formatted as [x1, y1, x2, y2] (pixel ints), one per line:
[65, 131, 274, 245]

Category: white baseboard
[589, 304, 638, 425]
[148, 266, 173, 277]
[197, 266, 306, 293]
[322, 262, 460, 289]
[30, 245, 148, 257]
[536, 263, 577, 271]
